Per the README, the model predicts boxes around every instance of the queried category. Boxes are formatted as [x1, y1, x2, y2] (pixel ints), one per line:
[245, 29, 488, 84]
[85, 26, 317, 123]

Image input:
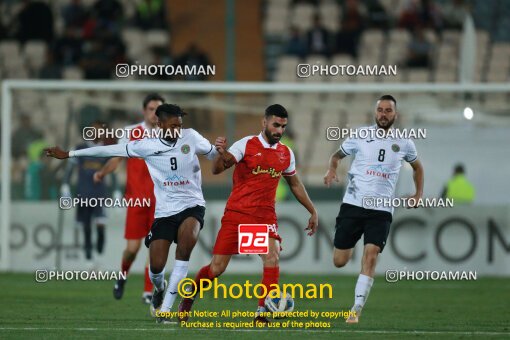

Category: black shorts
[334, 203, 392, 252]
[144, 205, 205, 248]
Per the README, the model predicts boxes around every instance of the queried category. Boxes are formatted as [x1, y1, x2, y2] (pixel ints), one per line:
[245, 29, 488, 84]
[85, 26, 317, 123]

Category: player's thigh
[126, 238, 142, 253]
[260, 238, 280, 267]
[212, 222, 240, 256]
[333, 247, 353, 267]
[125, 206, 152, 240]
[175, 217, 201, 260]
[334, 217, 364, 251]
[363, 214, 392, 253]
[334, 204, 365, 251]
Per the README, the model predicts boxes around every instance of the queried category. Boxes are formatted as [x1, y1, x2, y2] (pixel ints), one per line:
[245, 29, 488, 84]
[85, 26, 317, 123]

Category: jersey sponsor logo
[163, 174, 191, 187]
[391, 144, 400, 152]
[254, 152, 262, 157]
[238, 224, 269, 254]
[181, 144, 190, 154]
[366, 165, 392, 179]
[251, 165, 283, 178]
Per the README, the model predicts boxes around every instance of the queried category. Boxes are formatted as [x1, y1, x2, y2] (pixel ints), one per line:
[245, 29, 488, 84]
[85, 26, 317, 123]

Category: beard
[375, 116, 395, 129]
[264, 128, 282, 145]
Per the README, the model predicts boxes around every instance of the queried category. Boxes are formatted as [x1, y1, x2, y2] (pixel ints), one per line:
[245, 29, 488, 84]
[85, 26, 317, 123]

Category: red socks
[121, 259, 153, 294]
[195, 264, 215, 289]
[258, 267, 280, 306]
[144, 266, 153, 293]
[121, 258, 133, 277]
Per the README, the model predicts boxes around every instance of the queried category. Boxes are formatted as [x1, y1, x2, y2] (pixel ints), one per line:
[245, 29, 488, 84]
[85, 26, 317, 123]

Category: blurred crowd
[0, 0, 211, 80]
[284, 0, 469, 60]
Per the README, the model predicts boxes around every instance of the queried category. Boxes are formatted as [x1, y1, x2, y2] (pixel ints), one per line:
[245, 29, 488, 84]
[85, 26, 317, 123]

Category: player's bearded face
[375, 115, 395, 129]
[263, 116, 287, 145]
[375, 100, 397, 129]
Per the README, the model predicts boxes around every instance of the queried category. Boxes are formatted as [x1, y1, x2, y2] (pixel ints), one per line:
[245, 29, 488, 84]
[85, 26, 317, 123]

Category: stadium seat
[359, 30, 385, 63]
[4, 64, 29, 79]
[273, 69, 297, 82]
[146, 30, 170, 47]
[23, 40, 48, 71]
[389, 29, 411, 45]
[290, 4, 315, 31]
[442, 30, 461, 48]
[407, 69, 431, 82]
[63, 67, 84, 80]
[0, 40, 21, 60]
[264, 16, 288, 36]
[319, 2, 340, 32]
[277, 56, 300, 72]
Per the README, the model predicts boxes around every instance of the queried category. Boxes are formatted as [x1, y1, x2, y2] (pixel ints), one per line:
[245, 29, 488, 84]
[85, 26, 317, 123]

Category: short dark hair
[143, 93, 165, 108]
[378, 95, 397, 108]
[155, 104, 187, 118]
[265, 104, 288, 118]
[454, 164, 465, 175]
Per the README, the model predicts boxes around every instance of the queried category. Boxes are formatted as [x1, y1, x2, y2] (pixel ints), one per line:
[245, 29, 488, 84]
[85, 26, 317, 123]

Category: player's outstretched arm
[46, 144, 129, 160]
[408, 159, 424, 208]
[212, 137, 236, 174]
[284, 174, 319, 236]
[324, 150, 346, 187]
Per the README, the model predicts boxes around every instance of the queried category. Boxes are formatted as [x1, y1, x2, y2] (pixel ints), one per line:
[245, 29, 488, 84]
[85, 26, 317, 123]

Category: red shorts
[124, 204, 155, 240]
[213, 210, 282, 255]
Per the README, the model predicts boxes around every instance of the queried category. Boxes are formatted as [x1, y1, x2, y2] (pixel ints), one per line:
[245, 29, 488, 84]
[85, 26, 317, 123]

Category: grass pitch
[0, 273, 508, 339]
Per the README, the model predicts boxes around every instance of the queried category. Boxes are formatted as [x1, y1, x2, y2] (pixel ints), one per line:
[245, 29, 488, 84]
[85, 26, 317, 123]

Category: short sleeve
[191, 129, 214, 156]
[228, 136, 251, 162]
[125, 139, 150, 159]
[340, 138, 357, 156]
[283, 148, 296, 176]
[404, 139, 418, 163]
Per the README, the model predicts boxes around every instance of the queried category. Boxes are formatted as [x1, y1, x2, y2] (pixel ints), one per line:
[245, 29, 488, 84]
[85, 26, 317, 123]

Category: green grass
[0, 273, 508, 339]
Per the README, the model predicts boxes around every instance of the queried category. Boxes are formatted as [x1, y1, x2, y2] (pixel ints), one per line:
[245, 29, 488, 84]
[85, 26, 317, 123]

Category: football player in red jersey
[179, 104, 318, 324]
[94, 93, 164, 304]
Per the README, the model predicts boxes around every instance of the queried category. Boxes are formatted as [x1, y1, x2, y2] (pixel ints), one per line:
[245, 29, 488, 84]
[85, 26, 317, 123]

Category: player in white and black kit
[324, 95, 424, 323]
[45, 104, 221, 323]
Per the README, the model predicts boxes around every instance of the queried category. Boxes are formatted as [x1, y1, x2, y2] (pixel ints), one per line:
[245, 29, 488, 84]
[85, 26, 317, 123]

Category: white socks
[161, 260, 189, 312]
[149, 266, 166, 292]
[354, 274, 374, 307]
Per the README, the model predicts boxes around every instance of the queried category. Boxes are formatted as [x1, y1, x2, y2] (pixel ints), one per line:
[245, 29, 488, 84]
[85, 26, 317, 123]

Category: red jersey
[225, 133, 296, 222]
[118, 122, 154, 200]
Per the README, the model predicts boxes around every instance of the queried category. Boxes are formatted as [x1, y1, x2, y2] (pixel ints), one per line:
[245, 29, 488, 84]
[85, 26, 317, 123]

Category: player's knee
[263, 250, 279, 267]
[209, 260, 228, 277]
[150, 260, 165, 274]
[363, 252, 378, 269]
[175, 247, 192, 261]
[333, 256, 349, 268]
[126, 243, 141, 254]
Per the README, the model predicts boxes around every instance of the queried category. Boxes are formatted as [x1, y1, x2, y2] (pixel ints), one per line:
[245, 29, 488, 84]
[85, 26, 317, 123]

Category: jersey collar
[258, 133, 279, 149]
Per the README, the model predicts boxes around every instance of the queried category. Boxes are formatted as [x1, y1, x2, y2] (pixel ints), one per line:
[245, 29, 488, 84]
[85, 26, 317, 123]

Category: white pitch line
[0, 327, 508, 335]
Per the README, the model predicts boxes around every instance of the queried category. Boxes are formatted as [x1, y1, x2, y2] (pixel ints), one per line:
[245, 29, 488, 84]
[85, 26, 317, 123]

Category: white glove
[60, 184, 71, 197]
